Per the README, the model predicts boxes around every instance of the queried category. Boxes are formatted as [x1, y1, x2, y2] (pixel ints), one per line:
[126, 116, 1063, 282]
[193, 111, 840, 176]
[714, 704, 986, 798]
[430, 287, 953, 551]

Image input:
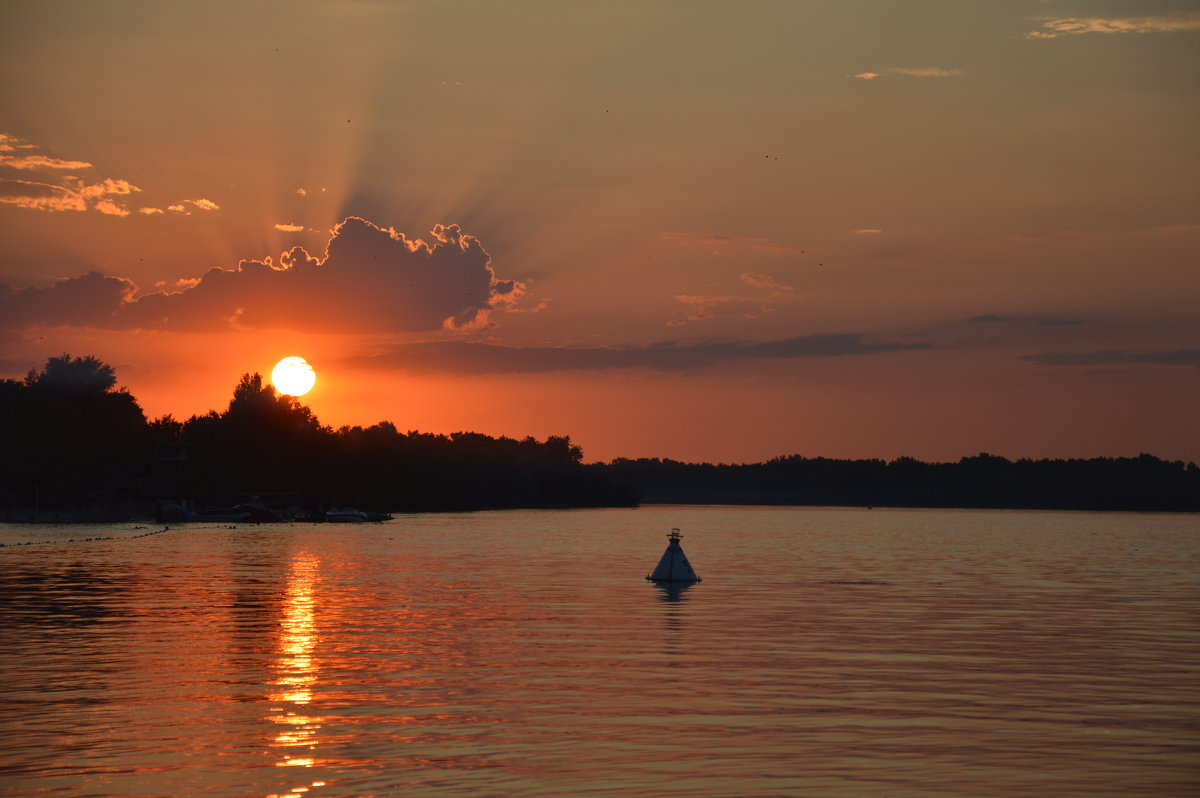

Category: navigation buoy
[646, 528, 701, 583]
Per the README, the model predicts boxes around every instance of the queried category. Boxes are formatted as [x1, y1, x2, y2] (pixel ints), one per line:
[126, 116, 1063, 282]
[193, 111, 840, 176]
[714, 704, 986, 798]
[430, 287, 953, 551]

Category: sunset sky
[2, 1, 1197, 464]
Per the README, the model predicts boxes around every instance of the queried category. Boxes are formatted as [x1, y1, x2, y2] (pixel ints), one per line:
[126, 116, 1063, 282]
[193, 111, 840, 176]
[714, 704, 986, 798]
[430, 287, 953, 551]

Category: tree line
[0, 355, 635, 515]
[597, 452, 1200, 511]
[2, 355, 1197, 516]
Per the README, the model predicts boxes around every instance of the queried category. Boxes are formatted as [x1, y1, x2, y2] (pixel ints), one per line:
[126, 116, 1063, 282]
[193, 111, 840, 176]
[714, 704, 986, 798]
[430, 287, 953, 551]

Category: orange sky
[2, 1, 1198, 464]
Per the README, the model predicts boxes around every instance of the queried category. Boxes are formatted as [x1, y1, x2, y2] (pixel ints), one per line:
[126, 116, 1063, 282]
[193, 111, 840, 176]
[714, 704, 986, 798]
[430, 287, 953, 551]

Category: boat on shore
[325, 507, 392, 523]
[326, 507, 368, 522]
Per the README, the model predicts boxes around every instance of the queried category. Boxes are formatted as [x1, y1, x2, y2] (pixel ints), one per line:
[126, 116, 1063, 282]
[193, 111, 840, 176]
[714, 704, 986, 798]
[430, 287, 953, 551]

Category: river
[1, 506, 1196, 796]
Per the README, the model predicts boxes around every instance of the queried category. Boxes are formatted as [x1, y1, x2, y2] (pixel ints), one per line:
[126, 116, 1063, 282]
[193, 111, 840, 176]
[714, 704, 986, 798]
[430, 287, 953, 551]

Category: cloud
[0, 272, 137, 329]
[673, 294, 737, 322]
[82, 178, 138, 197]
[0, 176, 141, 214]
[0, 134, 143, 216]
[851, 67, 963, 79]
[502, 296, 550, 314]
[659, 231, 798, 255]
[890, 67, 963, 78]
[739, 272, 796, 295]
[0, 134, 92, 170]
[0, 154, 93, 170]
[167, 198, 220, 215]
[152, 278, 200, 291]
[967, 315, 1082, 328]
[669, 270, 801, 326]
[0, 134, 27, 152]
[739, 274, 774, 289]
[1025, 13, 1200, 39]
[343, 335, 931, 375]
[95, 199, 132, 217]
[0, 178, 88, 212]
[1018, 349, 1200, 367]
[0, 216, 526, 334]
[0, 134, 226, 220]
[274, 222, 306, 232]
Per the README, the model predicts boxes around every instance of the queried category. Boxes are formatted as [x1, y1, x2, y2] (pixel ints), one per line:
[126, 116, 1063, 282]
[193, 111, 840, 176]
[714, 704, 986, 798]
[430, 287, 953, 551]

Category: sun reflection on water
[267, 551, 325, 782]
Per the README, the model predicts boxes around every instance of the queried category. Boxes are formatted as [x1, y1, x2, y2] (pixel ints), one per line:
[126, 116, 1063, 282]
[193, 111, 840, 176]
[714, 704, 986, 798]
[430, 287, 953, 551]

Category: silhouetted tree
[1, 354, 149, 507]
[24, 354, 117, 393]
[181, 373, 329, 504]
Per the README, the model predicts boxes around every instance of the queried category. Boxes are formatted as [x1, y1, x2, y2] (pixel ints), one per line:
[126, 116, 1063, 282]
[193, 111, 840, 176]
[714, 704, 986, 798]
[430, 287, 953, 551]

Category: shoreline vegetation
[598, 454, 1200, 513]
[2, 355, 1198, 523]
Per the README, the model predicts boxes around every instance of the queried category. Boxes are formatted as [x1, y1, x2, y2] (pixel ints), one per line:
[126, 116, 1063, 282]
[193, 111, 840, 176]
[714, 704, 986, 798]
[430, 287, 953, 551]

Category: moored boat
[326, 507, 370, 522]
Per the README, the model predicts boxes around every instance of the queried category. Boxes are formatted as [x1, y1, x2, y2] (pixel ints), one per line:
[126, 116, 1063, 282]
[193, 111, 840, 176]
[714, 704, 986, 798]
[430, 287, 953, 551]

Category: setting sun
[272, 356, 316, 397]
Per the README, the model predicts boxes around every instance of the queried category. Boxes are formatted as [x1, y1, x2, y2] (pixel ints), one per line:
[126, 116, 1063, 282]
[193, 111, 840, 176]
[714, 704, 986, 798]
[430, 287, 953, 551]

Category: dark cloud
[0, 271, 136, 328]
[1, 217, 524, 333]
[1018, 349, 1200, 367]
[966, 315, 1082, 327]
[343, 334, 930, 375]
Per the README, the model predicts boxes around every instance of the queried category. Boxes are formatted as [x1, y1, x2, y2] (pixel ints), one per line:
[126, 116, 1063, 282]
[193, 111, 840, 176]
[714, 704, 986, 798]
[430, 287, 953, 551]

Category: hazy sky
[2, 0, 1198, 463]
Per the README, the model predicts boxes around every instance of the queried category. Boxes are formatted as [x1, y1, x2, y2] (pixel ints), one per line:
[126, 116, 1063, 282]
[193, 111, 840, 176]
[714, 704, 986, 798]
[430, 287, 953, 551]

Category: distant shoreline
[595, 453, 1200, 513]
[4, 499, 1197, 525]
[7, 357, 1196, 520]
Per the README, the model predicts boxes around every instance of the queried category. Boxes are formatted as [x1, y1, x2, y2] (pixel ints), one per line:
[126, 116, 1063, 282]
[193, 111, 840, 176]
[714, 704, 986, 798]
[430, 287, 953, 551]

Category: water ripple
[1, 509, 1197, 796]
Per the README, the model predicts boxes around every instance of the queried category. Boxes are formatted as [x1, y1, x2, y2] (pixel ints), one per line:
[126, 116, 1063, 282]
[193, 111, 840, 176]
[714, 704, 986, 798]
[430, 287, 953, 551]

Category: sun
[272, 356, 316, 397]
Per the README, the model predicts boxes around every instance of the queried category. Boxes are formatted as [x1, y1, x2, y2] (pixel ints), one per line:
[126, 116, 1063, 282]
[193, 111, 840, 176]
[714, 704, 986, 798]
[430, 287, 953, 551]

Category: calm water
[1, 506, 1197, 797]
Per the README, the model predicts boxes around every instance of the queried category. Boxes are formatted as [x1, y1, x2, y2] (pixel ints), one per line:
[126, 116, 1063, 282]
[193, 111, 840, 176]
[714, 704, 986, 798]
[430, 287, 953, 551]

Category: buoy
[646, 528, 701, 583]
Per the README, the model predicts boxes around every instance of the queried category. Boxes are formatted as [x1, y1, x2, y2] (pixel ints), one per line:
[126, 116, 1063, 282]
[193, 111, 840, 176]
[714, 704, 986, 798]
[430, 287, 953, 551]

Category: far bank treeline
[601, 453, 1200, 512]
[2, 355, 1198, 515]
